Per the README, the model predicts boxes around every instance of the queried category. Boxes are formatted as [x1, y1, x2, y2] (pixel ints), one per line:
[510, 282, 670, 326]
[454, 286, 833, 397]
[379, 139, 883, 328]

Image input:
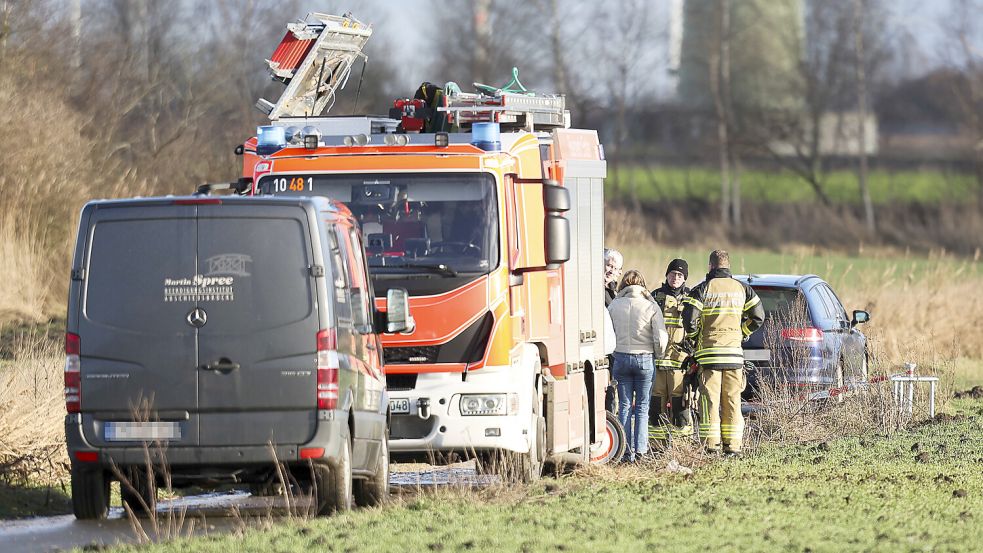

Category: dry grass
[0, 335, 68, 484]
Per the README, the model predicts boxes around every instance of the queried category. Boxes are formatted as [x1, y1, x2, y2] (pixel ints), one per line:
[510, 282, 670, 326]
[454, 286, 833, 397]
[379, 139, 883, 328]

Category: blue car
[734, 274, 871, 400]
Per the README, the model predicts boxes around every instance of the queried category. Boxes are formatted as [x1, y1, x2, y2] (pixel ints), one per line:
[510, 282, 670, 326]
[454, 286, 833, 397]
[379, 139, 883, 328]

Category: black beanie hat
[666, 258, 688, 279]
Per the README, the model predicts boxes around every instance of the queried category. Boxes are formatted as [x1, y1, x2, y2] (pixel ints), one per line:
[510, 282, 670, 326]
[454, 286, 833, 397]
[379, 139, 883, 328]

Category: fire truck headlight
[459, 394, 517, 416]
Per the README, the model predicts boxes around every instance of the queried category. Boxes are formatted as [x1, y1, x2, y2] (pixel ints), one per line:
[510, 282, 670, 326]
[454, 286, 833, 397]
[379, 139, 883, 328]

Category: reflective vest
[653, 284, 690, 370]
[682, 269, 764, 369]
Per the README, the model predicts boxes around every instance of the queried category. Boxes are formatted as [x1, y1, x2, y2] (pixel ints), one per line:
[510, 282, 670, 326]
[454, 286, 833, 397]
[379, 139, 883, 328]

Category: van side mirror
[851, 310, 870, 326]
[385, 288, 415, 334]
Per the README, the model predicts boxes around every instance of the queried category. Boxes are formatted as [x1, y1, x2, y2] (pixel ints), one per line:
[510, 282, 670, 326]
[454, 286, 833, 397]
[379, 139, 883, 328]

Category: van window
[85, 218, 196, 329]
[326, 230, 353, 323]
[348, 228, 374, 332]
[336, 227, 371, 330]
[197, 217, 313, 330]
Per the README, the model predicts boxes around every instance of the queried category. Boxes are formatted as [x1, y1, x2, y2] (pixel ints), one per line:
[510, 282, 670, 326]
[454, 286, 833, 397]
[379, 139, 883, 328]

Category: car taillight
[65, 332, 81, 413]
[316, 329, 339, 410]
[781, 327, 824, 342]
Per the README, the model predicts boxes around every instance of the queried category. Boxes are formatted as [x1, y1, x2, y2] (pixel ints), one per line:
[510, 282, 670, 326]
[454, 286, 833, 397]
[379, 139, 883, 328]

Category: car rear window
[753, 286, 811, 326]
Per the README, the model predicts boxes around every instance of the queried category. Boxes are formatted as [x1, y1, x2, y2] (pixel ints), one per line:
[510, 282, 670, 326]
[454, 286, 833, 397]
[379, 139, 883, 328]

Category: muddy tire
[315, 438, 352, 515]
[354, 437, 389, 507]
[121, 466, 157, 515]
[71, 464, 110, 520]
[589, 411, 627, 465]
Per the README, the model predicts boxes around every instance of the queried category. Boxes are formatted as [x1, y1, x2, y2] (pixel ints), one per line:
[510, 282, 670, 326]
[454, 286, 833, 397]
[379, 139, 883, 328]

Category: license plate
[104, 422, 182, 441]
[389, 398, 410, 415]
[744, 349, 771, 362]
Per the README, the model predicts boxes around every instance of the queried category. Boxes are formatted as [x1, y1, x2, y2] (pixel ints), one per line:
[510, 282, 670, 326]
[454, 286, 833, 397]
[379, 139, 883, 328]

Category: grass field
[608, 166, 980, 205]
[100, 398, 983, 553]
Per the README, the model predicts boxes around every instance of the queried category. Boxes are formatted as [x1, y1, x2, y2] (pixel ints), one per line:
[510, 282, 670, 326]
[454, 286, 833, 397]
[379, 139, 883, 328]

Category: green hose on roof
[473, 67, 534, 96]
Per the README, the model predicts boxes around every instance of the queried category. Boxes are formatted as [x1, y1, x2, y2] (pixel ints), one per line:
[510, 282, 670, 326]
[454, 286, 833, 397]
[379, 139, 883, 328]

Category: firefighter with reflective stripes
[682, 250, 765, 456]
[649, 259, 693, 441]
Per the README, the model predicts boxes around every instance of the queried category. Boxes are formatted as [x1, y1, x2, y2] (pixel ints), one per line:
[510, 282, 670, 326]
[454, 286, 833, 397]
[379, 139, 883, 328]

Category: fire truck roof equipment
[257, 12, 372, 120]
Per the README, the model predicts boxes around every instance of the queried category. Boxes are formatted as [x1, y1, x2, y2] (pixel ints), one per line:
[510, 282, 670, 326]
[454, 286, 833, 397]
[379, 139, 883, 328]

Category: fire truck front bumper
[385, 368, 534, 457]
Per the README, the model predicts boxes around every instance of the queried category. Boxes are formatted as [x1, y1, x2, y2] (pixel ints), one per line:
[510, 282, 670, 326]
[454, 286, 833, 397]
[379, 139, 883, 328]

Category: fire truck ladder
[438, 68, 570, 131]
[256, 12, 372, 120]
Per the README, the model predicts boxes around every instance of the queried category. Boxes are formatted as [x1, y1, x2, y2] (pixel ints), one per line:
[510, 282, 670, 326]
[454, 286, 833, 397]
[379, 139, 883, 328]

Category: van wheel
[315, 438, 352, 515]
[71, 465, 110, 520]
[121, 466, 157, 515]
[354, 437, 389, 507]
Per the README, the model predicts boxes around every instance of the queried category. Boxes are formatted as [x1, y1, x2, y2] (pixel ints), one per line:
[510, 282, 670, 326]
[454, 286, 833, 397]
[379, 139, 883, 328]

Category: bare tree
[941, 0, 983, 204]
[708, 0, 734, 226]
[590, 0, 661, 209]
[427, 1, 544, 87]
[731, 0, 891, 212]
[854, 0, 875, 234]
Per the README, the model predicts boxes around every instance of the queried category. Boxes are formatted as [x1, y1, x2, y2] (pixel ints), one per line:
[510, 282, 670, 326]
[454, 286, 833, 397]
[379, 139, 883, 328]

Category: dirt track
[0, 464, 494, 553]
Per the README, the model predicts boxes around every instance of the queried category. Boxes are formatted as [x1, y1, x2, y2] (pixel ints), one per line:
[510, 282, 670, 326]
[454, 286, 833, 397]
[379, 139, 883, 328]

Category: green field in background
[613, 243, 983, 291]
[608, 166, 978, 204]
[108, 400, 983, 553]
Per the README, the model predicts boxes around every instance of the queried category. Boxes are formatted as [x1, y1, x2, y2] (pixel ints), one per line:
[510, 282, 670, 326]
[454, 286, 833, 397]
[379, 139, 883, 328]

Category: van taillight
[65, 333, 81, 413]
[781, 327, 824, 342]
[316, 329, 339, 410]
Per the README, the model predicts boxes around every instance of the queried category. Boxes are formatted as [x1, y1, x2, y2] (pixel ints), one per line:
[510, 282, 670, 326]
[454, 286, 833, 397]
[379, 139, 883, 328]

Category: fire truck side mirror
[545, 214, 570, 266]
[543, 182, 570, 265]
[543, 181, 570, 212]
[385, 288, 415, 334]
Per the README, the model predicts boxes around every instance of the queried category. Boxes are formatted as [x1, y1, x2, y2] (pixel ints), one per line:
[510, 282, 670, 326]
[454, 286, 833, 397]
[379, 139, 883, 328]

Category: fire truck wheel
[354, 435, 390, 507]
[314, 437, 352, 515]
[589, 411, 627, 465]
[524, 397, 546, 482]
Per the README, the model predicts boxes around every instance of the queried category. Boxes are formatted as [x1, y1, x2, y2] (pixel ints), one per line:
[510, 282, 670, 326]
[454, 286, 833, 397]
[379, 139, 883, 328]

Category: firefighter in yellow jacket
[682, 250, 765, 456]
[649, 258, 693, 441]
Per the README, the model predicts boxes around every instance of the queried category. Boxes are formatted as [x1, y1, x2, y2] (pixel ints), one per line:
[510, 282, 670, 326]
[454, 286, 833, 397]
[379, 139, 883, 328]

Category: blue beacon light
[471, 122, 501, 151]
[256, 125, 287, 156]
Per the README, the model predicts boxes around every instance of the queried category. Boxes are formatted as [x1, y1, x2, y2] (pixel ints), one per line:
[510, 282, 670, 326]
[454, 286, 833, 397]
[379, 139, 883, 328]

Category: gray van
[64, 195, 412, 519]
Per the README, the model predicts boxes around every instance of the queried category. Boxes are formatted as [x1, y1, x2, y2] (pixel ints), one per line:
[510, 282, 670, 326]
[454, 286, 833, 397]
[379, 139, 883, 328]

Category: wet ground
[0, 463, 495, 553]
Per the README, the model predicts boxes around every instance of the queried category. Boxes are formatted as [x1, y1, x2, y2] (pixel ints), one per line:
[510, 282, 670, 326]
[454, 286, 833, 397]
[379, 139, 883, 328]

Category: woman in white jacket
[607, 270, 669, 462]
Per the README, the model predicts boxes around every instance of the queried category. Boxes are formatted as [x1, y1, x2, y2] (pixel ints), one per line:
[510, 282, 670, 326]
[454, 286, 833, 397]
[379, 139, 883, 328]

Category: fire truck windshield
[258, 173, 499, 280]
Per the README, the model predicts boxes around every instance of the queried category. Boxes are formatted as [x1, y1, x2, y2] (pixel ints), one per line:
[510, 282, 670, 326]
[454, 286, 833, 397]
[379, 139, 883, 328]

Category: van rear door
[195, 204, 319, 447]
[78, 204, 200, 447]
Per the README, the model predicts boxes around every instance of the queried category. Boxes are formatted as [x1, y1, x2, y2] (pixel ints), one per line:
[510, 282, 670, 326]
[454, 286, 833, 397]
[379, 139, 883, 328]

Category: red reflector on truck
[74, 451, 98, 462]
[300, 447, 324, 459]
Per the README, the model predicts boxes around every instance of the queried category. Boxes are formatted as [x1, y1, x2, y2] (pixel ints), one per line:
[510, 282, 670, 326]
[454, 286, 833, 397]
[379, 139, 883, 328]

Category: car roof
[733, 273, 825, 289]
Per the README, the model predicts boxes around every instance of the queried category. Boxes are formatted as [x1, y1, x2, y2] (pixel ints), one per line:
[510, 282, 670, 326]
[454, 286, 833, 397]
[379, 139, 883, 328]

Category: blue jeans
[612, 352, 655, 460]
